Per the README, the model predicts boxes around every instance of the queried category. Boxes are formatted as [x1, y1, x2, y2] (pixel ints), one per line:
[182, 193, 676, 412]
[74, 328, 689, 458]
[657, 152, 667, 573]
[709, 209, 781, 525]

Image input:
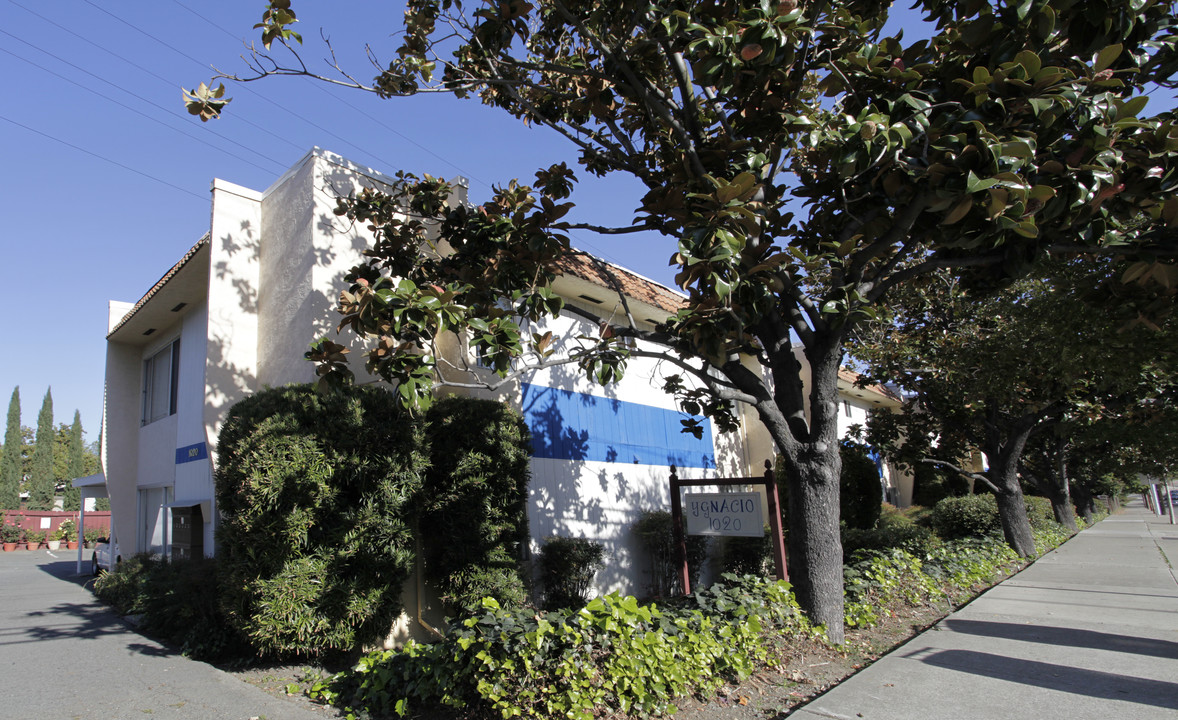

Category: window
[843, 400, 853, 418]
[142, 339, 180, 424]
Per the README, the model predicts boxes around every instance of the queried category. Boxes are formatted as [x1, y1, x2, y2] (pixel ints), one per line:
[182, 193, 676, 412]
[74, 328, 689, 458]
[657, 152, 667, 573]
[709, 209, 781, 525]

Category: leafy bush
[633, 509, 709, 597]
[930, 493, 1004, 539]
[842, 504, 942, 560]
[0, 519, 20, 543]
[420, 397, 531, 611]
[215, 383, 426, 658]
[911, 462, 969, 506]
[1023, 495, 1058, 531]
[94, 555, 249, 661]
[309, 575, 807, 720]
[720, 530, 774, 576]
[840, 440, 882, 530]
[537, 536, 604, 610]
[93, 553, 154, 615]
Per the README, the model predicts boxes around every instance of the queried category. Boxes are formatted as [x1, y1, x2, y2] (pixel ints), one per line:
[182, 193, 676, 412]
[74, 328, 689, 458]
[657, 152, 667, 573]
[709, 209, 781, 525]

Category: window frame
[141, 338, 180, 425]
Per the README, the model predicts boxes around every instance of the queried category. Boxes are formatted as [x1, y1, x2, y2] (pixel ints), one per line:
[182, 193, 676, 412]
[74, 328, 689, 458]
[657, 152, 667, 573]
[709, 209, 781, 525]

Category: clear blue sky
[0, 0, 672, 445]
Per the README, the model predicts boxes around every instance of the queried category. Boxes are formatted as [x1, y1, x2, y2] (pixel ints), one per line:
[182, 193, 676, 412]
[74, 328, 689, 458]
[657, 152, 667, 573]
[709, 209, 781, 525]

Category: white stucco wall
[103, 333, 141, 555]
[257, 149, 398, 389]
[205, 179, 262, 451]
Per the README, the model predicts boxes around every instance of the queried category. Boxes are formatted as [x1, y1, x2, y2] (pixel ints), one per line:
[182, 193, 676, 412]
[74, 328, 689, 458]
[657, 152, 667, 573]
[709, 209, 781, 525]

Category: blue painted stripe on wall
[175, 442, 208, 465]
[520, 383, 715, 468]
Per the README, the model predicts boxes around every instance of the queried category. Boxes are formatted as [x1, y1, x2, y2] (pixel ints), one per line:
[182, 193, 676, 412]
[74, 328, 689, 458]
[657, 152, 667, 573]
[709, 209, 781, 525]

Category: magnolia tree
[859, 260, 1176, 550]
[190, 0, 1178, 640]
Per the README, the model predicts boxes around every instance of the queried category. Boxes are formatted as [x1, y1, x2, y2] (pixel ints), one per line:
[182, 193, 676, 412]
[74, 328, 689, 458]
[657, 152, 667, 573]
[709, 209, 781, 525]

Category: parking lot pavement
[0, 548, 331, 720]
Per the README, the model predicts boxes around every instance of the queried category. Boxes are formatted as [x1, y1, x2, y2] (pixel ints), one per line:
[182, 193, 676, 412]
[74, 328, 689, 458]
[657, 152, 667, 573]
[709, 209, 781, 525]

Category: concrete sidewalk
[790, 499, 1178, 719]
[0, 548, 331, 720]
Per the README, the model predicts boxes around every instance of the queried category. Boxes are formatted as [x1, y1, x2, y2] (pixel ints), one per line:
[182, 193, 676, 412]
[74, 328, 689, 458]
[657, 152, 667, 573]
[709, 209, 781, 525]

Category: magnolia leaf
[942, 197, 972, 225]
[1094, 44, 1122, 73]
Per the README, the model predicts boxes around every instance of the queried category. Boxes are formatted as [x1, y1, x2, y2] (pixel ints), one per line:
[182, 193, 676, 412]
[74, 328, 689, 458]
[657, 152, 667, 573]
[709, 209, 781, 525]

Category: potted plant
[1, 523, 20, 552]
[25, 528, 46, 550]
[84, 528, 103, 548]
[59, 520, 79, 550]
[46, 525, 65, 551]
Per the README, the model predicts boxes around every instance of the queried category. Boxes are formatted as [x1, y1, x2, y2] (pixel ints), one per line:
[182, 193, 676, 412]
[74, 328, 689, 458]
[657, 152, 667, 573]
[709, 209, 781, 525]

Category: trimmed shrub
[633, 509, 709, 597]
[93, 555, 248, 661]
[842, 504, 942, 560]
[537, 536, 604, 610]
[840, 440, 882, 530]
[930, 493, 1004, 540]
[1023, 495, 1058, 531]
[420, 397, 531, 611]
[215, 384, 426, 658]
[720, 529, 775, 576]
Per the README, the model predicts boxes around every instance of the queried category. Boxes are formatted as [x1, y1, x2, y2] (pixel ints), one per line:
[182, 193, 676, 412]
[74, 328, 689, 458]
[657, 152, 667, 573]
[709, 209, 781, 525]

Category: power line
[0, 113, 208, 202]
[4, 0, 304, 155]
[79, 0, 405, 174]
[0, 33, 284, 176]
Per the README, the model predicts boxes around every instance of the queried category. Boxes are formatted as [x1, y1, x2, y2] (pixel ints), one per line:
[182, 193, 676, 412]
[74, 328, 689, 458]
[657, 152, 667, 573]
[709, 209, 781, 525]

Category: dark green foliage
[930, 493, 1005, 539]
[840, 441, 882, 530]
[94, 554, 249, 661]
[1023, 495, 1059, 531]
[537, 536, 604, 610]
[842, 505, 942, 560]
[28, 389, 54, 510]
[419, 397, 531, 611]
[0, 388, 20, 510]
[309, 576, 806, 720]
[911, 462, 969, 507]
[633, 509, 709, 597]
[720, 529, 775, 577]
[215, 384, 426, 658]
[63, 412, 84, 511]
[928, 493, 1063, 541]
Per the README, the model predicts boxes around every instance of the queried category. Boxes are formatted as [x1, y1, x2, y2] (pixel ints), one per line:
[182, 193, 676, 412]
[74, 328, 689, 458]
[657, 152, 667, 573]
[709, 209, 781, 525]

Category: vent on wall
[143, 328, 156, 336]
[578, 294, 603, 304]
[171, 302, 187, 312]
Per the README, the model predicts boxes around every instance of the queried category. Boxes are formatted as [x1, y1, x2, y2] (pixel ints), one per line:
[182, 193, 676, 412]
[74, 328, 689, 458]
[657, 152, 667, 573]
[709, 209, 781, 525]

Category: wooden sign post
[670, 460, 788, 595]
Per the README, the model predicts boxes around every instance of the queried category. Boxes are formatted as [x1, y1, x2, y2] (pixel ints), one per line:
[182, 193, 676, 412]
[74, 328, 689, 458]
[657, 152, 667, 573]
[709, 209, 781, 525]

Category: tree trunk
[1072, 482, 1096, 524]
[990, 464, 1036, 558]
[1046, 438, 1077, 531]
[784, 445, 845, 644]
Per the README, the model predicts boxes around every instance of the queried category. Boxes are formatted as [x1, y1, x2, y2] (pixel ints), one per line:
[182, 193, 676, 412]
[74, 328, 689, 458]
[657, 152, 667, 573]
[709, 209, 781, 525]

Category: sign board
[684, 492, 764, 537]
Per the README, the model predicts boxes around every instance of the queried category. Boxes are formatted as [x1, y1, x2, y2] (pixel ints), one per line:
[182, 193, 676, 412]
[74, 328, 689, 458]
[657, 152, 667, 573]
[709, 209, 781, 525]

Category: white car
[91, 539, 121, 576]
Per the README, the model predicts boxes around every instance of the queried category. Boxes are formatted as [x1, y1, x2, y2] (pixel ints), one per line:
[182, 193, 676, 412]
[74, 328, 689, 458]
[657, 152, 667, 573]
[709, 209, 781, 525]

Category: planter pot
[2, 542, 16, 552]
[47, 540, 61, 550]
[25, 542, 39, 551]
[67, 541, 79, 550]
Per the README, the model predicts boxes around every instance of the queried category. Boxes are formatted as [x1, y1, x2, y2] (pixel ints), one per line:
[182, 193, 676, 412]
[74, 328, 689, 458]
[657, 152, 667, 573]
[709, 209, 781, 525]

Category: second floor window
[142, 339, 180, 425]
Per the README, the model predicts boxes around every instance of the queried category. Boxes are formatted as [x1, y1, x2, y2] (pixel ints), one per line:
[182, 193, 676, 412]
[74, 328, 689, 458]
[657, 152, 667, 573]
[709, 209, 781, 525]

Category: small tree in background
[215, 383, 426, 659]
[62, 412, 85, 511]
[839, 440, 882, 530]
[0, 388, 20, 509]
[28, 389, 54, 511]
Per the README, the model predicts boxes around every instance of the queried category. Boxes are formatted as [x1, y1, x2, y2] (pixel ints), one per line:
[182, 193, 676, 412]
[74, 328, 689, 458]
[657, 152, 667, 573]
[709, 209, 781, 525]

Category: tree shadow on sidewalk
[904, 648, 1178, 711]
[942, 618, 1178, 660]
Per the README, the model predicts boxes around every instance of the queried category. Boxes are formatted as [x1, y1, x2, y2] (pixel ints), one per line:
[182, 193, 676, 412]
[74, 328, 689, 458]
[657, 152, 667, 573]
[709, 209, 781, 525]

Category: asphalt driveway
[0, 548, 329, 720]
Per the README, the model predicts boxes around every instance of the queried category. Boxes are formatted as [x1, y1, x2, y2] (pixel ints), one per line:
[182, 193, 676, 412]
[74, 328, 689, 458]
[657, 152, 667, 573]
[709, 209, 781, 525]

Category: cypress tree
[0, 388, 20, 509]
[29, 389, 54, 510]
[63, 411, 84, 511]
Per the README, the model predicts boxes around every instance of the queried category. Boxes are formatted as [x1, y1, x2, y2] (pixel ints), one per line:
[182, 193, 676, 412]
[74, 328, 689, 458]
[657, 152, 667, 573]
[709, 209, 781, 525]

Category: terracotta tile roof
[556, 251, 687, 314]
[839, 368, 902, 404]
[107, 234, 210, 338]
